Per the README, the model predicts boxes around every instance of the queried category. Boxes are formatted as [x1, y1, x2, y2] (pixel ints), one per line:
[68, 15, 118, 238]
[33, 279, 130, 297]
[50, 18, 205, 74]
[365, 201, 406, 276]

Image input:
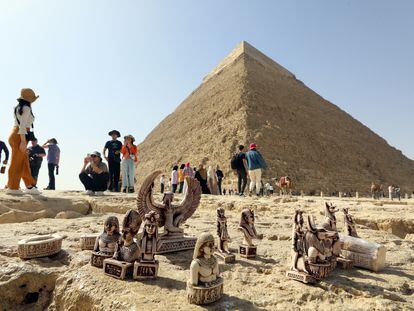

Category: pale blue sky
[0, 0, 413, 190]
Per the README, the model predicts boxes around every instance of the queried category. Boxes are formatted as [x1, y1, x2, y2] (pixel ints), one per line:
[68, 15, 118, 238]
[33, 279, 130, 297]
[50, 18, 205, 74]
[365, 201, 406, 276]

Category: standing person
[171, 165, 179, 193]
[216, 165, 224, 195]
[28, 139, 46, 184]
[207, 166, 218, 195]
[388, 185, 393, 200]
[178, 164, 185, 193]
[231, 145, 249, 196]
[79, 151, 109, 196]
[182, 162, 194, 194]
[0, 140, 9, 167]
[246, 143, 268, 196]
[103, 130, 122, 192]
[42, 138, 60, 190]
[195, 164, 210, 194]
[395, 185, 401, 201]
[160, 174, 165, 193]
[121, 135, 138, 193]
[7, 89, 40, 195]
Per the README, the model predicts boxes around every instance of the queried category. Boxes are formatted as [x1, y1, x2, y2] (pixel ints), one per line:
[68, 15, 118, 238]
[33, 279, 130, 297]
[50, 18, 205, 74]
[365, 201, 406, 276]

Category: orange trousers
[7, 127, 35, 190]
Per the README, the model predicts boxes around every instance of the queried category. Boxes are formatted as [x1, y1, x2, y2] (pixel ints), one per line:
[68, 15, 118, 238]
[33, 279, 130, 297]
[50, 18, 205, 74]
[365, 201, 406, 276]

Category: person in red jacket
[121, 135, 138, 193]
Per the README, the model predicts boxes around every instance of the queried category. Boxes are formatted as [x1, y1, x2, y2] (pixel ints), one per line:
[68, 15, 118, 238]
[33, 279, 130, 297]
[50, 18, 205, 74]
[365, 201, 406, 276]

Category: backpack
[230, 153, 240, 170]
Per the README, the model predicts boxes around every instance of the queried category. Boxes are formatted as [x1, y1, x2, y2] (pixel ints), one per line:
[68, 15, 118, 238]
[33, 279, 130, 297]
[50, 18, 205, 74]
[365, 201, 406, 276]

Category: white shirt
[14, 106, 34, 135]
[171, 170, 178, 185]
[160, 176, 165, 184]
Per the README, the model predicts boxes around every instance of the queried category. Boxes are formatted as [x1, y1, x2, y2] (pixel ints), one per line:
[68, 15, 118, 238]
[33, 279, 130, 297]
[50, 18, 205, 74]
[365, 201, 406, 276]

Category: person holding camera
[6, 88, 40, 195]
[28, 139, 46, 184]
[121, 135, 138, 193]
[42, 138, 60, 190]
[79, 151, 109, 196]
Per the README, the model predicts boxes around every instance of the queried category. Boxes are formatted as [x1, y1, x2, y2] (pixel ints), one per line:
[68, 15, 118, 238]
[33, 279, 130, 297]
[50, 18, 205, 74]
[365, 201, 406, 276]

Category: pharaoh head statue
[162, 192, 174, 206]
[217, 207, 225, 218]
[104, 216, 120, 236]
[240, 209, 255, 227]
[143, 211, 159, 238]
[193, 232, 215, 259]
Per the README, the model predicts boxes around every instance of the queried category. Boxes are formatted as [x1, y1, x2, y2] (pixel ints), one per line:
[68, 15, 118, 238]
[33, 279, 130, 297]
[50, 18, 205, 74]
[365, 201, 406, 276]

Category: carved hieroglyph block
[18, 234, 63, 259]
[103, 259, 134, 280]
[214, 251, 235, 263]
[133, 261, 159, 280]
[339, 235, 386, 272]
[91, 252, 112, 268]
[187, 277, 224, 305]
[79, 234, 98, 250]
[337, 257, 353, 269]
[286, 270, 316, 284]
[239, 245, 256, 258]
[156, 236, 197, 254]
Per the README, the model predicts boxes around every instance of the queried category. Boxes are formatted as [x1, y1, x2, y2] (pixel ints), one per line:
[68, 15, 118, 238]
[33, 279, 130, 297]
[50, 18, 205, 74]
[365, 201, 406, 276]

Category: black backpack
[231, 153, 241, 170]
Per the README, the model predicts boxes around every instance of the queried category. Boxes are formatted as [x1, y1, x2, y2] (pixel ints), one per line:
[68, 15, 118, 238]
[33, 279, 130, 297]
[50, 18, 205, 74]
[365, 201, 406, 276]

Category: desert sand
[0, 190, 413, 310]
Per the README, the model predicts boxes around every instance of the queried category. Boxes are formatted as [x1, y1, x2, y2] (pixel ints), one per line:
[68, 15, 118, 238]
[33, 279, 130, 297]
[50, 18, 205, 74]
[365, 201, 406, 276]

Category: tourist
[216, 165, 224, 195]
[79, 151, 109, 196]
[223, 188, 227, 195]
[395, 185, 401, 201]
[160, 174, 165, 193]
[388, 185, 394, 200]
[121, 135, 138, 193]
[6, 88, 40, 195]
[195, 164, 210, 194]
[246, 143, 268, 196]
[182, 162, 194, 194]
[0, 140, 9, 167]
[28, 138, 46, 184]
[171, 165, 179, 193]
[42, 138, 60, 190]
[232, 145, 249, 196]
[178, 164, 185, 193]
[207, 166, 218, 195]
[103, 130, 122, 192]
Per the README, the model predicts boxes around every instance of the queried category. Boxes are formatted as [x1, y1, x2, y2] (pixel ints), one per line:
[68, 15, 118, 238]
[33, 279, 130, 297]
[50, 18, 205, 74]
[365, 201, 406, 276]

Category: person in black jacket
[0, 140, 9, 166]
[216, 165, 224, 195]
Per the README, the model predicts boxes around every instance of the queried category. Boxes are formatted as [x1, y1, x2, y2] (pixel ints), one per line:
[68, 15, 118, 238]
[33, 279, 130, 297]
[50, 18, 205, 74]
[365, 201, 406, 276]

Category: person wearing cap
[6, 88, 40, 195]
[79, 151, 109, 196]
[103, 130, 122, 192]
[120, 135, 138, 193]
[42, 138, 60, 190]
[246, 143, 268, 196]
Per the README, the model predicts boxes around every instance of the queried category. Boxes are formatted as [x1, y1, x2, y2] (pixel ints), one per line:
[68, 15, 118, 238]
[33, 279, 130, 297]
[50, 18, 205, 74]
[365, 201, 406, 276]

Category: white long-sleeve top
[14, 106, 34, 135]
[171, 170, 178, 185]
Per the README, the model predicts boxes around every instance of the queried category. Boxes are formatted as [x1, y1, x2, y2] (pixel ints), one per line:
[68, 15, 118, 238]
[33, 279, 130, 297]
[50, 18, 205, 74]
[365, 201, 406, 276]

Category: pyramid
[136, 41, 414, 193]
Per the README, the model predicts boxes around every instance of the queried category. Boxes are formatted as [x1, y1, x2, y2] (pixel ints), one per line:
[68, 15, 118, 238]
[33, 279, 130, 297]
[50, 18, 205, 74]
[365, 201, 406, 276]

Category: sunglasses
[91, 155, 98, 158]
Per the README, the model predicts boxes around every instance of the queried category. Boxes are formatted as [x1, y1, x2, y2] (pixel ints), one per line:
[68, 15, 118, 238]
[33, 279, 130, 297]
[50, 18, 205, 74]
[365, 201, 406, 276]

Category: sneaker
[6, 189, 24, 195]
[129, 188, 135, 193]
[122, 188, 127, 193]
[94, 191, 104, 196]
[84, 190, 94, 195]
[24, 187, 41, 195]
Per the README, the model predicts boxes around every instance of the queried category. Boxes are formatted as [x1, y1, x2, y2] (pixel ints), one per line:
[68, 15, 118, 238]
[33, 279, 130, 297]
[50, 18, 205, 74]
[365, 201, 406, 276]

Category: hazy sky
[0, 1, 413, 190]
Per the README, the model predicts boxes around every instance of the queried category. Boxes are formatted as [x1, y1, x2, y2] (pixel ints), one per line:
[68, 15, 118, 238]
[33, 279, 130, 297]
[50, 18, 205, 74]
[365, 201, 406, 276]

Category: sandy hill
[136, 41, 414, 193]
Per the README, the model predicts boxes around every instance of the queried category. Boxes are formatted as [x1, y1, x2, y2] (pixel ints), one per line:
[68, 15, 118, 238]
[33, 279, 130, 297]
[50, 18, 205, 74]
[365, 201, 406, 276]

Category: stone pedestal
[18, 234, 63, 260]
[337, 257, 353, 269]
[307, 262, 332, 279]
[103, 259, 134, 280]
[79, 234, 98, 250]
[239, 244, 256, 258]
[133, 260, 159, 280]
[339, 192, 343, 198]
[90, 252, 112, 268]
[187, 277, 224, 305]
[214, 251, 235, 263]
[286, 270, 316, 284]
[156, 236, 197, 254]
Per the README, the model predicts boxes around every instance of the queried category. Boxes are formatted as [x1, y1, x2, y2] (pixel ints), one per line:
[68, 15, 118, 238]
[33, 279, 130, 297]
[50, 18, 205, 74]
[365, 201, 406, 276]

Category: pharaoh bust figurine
[139, 211, 159, 262]
[113, 210, 141, 263]
[94, 216, 121, 255]
[216, 208, 231, 254]
[187, 232, 223, 305]
[239, 209, 262, 246]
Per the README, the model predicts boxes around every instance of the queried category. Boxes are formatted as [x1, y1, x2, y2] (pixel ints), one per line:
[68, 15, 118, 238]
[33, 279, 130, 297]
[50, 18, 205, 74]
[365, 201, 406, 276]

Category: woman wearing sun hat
[120, 134, 138, 193]
[7, 88, 41, 195]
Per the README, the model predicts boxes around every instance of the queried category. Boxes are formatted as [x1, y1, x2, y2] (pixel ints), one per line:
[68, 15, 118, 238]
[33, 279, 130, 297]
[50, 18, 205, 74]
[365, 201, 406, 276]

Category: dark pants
[79, 172, 109, 191]
[161, 183, 165, 193]
[172, 183, 178, 193]
[108, 159, 121, 192]
[29, 161, 42, 182]
[48, 163, 57, 190]
[178, 181, 184, 193]
[237, 169, 247, 195]
[217, 178, 223, 195]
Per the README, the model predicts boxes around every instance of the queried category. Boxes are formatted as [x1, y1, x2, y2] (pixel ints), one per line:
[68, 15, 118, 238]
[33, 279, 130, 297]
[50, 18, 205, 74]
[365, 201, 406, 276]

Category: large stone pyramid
[136, 41, 414, 193]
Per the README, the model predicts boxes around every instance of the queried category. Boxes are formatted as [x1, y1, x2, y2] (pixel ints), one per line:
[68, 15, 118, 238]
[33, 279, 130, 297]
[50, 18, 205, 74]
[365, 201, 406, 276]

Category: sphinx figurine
[91, 216, 121, 268]
[343, 208, 359, 238]
[238, 209, 262, 258]
[187, 232, 224, 305]
[103, 210, 142, 279]
[214, 208, 235, 263]
[133, 211, 160, 280]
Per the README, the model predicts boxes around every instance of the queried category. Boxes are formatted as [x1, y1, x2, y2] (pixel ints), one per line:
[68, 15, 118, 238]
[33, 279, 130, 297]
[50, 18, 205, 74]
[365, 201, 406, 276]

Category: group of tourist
[388, 184, 401, 201]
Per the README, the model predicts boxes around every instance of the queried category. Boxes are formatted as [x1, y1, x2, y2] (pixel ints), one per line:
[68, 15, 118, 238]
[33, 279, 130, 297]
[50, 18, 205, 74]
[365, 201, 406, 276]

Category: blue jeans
[121, 159, 135, 189]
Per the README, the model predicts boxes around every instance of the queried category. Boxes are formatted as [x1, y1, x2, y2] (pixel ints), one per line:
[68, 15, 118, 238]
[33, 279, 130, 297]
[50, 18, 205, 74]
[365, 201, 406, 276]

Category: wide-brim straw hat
[108, 130, 121, 137]
[18, 88, 39, 103]
[124, 135, 135, 143]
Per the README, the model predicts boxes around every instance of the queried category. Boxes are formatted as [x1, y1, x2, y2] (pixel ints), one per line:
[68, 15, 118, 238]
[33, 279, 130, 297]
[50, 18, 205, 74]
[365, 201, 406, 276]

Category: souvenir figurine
[187, 232, 223, 305]
[238, 209, 262, 258]
[103, 210, 141, 279]
[133, 211, 160, 280]
[342, 208, 359, 238]
[91, 216, 121, 268]
[137, 171, 201, 253]
[214, 208, 235, 263]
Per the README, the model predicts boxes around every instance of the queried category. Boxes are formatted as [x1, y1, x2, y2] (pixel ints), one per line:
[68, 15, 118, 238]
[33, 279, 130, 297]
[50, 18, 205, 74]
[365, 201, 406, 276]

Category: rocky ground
[0, 190, 413, 310]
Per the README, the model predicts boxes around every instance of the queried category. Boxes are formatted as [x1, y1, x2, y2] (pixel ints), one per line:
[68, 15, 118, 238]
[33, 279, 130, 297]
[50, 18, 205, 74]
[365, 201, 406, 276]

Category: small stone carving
[137, 171, 201, 253]
[91, 216, 121, 268]
[187, 232, 223, 305]
[214, 208, 235, 263]
[238, 209, 262, 258]
[79, 234, 98, 250]
[18, 234, 63, 260]
[133, 211, 160, 280]
[343, 208, 359, 238]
